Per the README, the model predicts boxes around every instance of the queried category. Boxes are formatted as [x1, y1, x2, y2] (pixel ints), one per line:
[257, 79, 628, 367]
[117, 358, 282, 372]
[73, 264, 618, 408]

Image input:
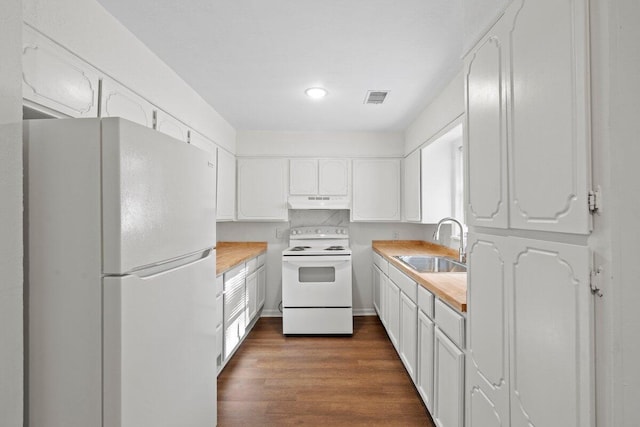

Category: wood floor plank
[218, 316, 435, 426]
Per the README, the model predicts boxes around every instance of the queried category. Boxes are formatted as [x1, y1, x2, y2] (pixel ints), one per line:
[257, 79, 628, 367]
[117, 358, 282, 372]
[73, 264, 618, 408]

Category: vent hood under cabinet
[287, 196, 351, 210]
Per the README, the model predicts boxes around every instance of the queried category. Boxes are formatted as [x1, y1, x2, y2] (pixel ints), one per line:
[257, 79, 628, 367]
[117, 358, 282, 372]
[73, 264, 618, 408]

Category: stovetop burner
[290, 246, 312, 251]
[325, 246, 346, 251]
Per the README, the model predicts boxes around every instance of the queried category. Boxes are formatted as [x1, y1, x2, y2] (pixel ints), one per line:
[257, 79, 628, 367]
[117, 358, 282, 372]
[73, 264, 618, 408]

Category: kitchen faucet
[433, 217, 466, 264]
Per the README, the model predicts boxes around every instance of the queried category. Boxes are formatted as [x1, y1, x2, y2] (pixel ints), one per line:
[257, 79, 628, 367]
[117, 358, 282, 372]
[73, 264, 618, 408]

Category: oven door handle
[282, 259, 351, 267]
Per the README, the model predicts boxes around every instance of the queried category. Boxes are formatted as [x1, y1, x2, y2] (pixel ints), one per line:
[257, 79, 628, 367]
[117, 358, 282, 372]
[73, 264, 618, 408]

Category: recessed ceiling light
[305, 87, 328, 99]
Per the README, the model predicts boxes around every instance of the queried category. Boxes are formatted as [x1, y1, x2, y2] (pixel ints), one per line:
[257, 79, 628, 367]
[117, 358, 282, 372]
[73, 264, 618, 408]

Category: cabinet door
[217, 149, 236, 221]
[189, 131, 217, 155]
[433, 327, 465, 427]
[421, 133, 457, 224]
[508, 237, 593, 427]
[100, 78, 155, 128]
[380, 271, 388, 327]
[464, 18, 509, 229]
[22, 25, 100, 118]
[156, 110, 189, 143]
[417, 310, 435, 411]
[352, 159, 401, 222]
[399, 292, 418, 383]
[245, 270, 258, 324]
[237, 158, 288, 221]
[257, 265, 266, 310]
[289, 159, 318, 195]
[372, 265, 382, 316]
[506, 0, 591, 234]
[403, 150, 421, 222]
[466, 233, 510, 427]
[386, 278, 401, 351]
[319, 159, 349, 195]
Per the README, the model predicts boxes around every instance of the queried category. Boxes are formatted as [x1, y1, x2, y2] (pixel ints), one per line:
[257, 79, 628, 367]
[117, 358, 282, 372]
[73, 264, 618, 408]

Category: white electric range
[281, 226, 353, 334]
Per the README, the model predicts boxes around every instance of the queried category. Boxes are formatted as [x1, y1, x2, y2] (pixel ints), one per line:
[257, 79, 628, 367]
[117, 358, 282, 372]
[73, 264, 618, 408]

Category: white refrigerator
[24, 118, 217, 427]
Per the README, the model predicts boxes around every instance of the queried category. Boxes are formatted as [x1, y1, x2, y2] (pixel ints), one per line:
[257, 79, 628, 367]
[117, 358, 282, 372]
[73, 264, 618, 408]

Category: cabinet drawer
[389, 264, 417, 303]
[246, 257, 258, 274]
[373, 252, 389, 275]
[224, 263, 246, 289]
[257, 253, 266, 268]
[434, 299, 465, 349]
[216, 275, 224, 297]
[418, 286, 435, 319]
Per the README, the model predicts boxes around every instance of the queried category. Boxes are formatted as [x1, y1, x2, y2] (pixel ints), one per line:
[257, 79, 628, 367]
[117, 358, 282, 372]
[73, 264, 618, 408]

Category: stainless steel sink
[394, 255, 467, 273]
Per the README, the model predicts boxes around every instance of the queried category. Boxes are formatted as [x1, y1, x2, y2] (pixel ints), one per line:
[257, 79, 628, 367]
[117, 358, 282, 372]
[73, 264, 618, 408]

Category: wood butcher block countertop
[372, 240, 467, 312]
[216, 241, 268, 275]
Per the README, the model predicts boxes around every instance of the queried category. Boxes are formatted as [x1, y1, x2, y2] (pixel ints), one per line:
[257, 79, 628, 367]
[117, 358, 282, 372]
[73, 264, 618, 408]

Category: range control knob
[315, 229, 322, 234]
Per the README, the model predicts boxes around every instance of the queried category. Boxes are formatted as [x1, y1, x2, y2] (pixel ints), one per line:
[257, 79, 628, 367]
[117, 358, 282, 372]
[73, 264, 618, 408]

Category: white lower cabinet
[399, 292, 418, 382]
[245, 269, 258, 324]
[417, 310, 435, 411]
[257, 265, 266, 310]
[434, 327, 465, 427]
[373, 252, 466, 425]
[386, 278, 400, 351]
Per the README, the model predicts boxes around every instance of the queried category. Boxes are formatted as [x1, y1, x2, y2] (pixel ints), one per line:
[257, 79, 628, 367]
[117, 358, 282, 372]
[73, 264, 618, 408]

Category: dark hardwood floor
[217, 316, 435, 426]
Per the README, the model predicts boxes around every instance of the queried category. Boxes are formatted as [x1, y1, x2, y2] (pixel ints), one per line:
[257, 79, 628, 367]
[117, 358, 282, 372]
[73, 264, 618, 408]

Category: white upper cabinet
[318, 159, 349, 196]
[352, 159, 401, 222]
[237, 158, 288, 221]
[464, 19, 509, 229]
[155, 110, 189, 143]
[189, 131, 217, 155]
[507, 0, 591, 234]
[465, 0, 592, 234]
[289, 159, 349, 196]
[421, 134, 456, 224]
[22, 25, 100, 118]
[216, 149, 236, 221]
[100, 78, 155, 128]
[289, 159, 318, 195]
[403, 150, 421, 222]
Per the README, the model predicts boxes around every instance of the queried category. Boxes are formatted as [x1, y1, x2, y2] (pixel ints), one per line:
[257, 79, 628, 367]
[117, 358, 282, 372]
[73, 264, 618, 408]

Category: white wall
[0, 0, 23, 425]
[404, 71, 464, 155]
[217, 221, 435, 316]
[237, 130, 404, 158]
[23, 0, 236, 153]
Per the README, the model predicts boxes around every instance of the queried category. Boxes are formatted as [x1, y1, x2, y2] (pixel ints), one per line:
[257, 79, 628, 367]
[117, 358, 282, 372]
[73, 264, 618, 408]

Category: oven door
[282, 255, 352, 307]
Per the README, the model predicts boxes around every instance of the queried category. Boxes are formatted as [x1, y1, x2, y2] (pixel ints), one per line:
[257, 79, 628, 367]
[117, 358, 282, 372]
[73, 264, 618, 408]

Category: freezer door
[103, 251, 216, 427]
[101, 118, 216, 274]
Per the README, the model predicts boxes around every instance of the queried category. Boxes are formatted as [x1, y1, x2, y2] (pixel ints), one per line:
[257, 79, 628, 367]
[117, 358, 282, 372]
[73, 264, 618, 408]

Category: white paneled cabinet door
[22, 25, 100, 118]
[509, 237, 593, 427]
[464, 18, 509, 229]
[257, 265, 266, 310]
[237, 158, 288, 221]
[217, 149, 236, 221]
[433, 327, 465, 427]
[318, 159, 349, 195]
[189, 131, 217, 155]
[386, 278, 400, 351]
[417, 310, 435, 411]
[403, 150, 421, 222]
[289, 159, 318, 195]
[399, 292, 418, 382]
[155, 110, 189, 143]
[507, 0, 591, 234]
[352, 159, 401, 221]
[466, 233, 509, 427]
[245, 270, 258, 323]
[380, 271, 388, 327]
[100, 78, 155, 128]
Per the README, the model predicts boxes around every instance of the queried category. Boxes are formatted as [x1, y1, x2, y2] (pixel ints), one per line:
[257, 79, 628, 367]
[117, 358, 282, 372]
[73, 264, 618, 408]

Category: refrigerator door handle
[126, 248, 215, 279]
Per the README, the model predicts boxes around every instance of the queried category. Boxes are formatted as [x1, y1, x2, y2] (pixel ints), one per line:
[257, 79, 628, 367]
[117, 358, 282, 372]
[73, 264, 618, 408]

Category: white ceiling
[96, 0, 463, 132]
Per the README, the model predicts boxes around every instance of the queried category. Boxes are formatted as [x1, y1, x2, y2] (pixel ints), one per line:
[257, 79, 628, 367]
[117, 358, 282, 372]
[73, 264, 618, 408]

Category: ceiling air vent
[364, 90, 389, 104]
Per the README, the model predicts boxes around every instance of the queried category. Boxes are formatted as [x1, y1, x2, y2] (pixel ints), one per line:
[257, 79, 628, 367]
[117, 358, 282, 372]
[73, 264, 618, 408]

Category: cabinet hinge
[187, 130, 191, 144]
[152, 110, 158, 129]
[590, 267, 603, 297]
[588, 188, 601, 214]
